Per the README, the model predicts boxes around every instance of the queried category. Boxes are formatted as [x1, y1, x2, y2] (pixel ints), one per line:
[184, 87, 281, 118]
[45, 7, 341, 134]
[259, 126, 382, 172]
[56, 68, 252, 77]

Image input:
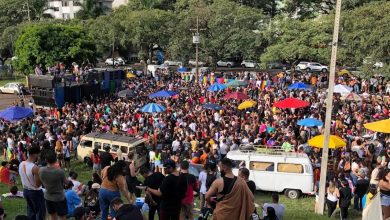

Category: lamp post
[190, 16, 205, 84]
[315, 0, 342, 215]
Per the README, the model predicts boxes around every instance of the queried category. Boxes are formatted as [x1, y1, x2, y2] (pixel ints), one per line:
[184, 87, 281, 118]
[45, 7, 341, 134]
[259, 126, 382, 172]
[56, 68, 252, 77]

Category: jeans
[23, 189, 46, 220]
[99, 188, 120, 220]
[354, 194, 363, 210]
[149, 203, 160, 220]
[160, 209, 180, 220]
[326, 199, 337, 217]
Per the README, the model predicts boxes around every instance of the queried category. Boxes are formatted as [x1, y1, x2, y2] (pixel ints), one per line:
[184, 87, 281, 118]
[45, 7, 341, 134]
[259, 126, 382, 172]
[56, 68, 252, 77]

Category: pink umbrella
[223, 92, 249, 100]
[274, 97, 310, 109]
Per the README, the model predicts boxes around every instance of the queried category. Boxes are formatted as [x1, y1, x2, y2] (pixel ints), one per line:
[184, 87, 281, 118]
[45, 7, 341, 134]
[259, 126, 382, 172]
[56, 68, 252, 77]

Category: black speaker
[29, 75, 55, 89]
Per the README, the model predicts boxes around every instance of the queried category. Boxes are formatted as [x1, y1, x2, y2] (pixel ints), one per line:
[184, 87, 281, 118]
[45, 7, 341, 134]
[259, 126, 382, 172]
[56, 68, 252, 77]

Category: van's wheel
[285, 189, 301, 199]
[84, 157, 93, 167]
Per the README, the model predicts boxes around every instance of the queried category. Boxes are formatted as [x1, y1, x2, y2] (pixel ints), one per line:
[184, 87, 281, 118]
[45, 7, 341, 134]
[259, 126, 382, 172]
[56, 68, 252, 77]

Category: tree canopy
[14, 24, 96, 74]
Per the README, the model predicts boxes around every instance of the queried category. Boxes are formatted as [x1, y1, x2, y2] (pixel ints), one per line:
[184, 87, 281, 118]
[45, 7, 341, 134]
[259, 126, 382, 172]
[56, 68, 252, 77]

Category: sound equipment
[28, 75, 55, 89]
[30, 87, 56, 107]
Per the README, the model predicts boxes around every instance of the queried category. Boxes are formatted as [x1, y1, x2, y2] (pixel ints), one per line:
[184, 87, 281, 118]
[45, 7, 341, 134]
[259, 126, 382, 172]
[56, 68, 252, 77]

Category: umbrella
[288, 82, 312, 90]
[126, 72, 136, 78]
[226, 80, 247, 88]
[340, 93, 362, 102]
[149, 90, 178, 98]
[118, 89, 136, 98]
[140, 103, 166, 113]
[203, 103, 223, 110]
[224, 92, 249, 100]
[177, 67, 188, 73]
[0, 106, 33, 121]
[308, 135, 346, 149]
[364, 119, 390, 133]
[238, 100, 256, 110]
[207, 83, 227, 92]
[333, 84, 352, 94]
[297, 118, 323, 127]
[274, 97, 310, 109]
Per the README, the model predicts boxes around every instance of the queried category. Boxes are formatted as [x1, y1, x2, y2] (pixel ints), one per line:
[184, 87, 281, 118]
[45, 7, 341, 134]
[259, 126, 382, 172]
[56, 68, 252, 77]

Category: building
[44, 0, 128, 19]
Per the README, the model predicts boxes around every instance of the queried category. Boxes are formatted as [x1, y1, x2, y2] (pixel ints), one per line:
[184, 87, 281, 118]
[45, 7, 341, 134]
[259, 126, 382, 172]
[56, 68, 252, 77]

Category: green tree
[14, 24, 96, 74]
[168, 0, 266, 63]
[75, 0, 109, 19]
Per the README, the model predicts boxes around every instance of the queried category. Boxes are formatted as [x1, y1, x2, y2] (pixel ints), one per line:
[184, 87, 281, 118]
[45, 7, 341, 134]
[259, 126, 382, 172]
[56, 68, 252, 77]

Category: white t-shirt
[172, 140, 180, 152]
[198, 171, 207, 194]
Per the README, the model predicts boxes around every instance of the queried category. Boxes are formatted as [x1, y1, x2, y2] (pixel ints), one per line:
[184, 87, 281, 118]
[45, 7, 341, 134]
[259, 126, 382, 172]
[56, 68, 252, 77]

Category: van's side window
[277, 163, 304, 173]
[80, 140, 92, 148]
[120, 146, 128, 154]
[112, 145, 119, 152]
[250, 161, 274, 172]
[94, 142, 101, 149]
[103, 143, 111, 150]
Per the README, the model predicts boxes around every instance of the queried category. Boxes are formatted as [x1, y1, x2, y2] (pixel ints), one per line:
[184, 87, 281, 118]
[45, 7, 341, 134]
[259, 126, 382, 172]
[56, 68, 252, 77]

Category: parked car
[163, 60, 183, 66]
[241, 60, 258, 68]
[297, 62, 328, 72]
[216, 60, 235, 68]
[267, 62, 291, 70]
[105, 57, 125, 66]
[0, 83, 26, 94]
[188, 60, 205, 66]
[363, 57, 384, 68]
[296, 61, 310, 70]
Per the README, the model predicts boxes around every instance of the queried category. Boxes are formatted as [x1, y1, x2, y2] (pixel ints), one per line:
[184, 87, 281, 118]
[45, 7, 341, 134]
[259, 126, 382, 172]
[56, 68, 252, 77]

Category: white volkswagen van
[227, 147, 314, 199]
[77, 132, 147, 169]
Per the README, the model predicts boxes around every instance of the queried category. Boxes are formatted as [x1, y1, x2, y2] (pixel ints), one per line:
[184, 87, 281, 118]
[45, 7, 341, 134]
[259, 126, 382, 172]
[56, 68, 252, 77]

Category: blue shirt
[65, 189, 81, 216]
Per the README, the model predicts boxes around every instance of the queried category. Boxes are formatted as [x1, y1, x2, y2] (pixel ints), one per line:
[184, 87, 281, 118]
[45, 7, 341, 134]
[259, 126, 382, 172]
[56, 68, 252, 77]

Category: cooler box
[135, 197, 145, 209]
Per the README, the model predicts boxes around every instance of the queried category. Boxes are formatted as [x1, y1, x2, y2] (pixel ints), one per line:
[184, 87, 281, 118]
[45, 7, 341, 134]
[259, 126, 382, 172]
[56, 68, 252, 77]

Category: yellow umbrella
[238, 100, 256, 110]
[127, 72, 136, 78]
[364, 119, 390, 133]
[308, 135, 346, 149]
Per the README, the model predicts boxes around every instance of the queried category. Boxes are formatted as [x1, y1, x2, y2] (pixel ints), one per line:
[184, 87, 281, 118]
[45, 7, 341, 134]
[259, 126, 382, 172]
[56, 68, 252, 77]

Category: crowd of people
[0, 66, 389, 220]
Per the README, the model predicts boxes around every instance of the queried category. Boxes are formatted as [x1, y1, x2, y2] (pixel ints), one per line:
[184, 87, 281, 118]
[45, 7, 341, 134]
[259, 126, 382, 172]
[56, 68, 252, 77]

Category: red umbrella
[223, 92, 249, 100]
[274, 97, 310, 109]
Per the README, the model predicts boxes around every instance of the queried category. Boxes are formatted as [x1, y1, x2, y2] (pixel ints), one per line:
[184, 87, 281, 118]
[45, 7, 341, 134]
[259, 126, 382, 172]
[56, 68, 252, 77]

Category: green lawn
[0, 160, 362, 220]
[0, 76, 27, 87]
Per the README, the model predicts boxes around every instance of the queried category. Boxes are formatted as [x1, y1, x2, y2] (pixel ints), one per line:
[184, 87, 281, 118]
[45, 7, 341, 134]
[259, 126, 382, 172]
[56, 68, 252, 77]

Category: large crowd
[0, 66, 389, 220]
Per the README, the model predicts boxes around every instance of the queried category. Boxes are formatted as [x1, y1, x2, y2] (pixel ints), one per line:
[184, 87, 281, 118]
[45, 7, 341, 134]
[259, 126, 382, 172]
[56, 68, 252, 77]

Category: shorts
[64, 157, 71, 162]
[181, 203, 194, 217]
[46, 199, 68, 216]
[93, 164, 101, 172]
[381, 193, 390, 206]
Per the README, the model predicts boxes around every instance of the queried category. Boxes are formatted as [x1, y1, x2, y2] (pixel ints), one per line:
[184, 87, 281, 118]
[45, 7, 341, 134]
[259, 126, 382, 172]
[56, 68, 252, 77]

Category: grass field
[0, 76, 27, 87]
[0, 160, 362, 220]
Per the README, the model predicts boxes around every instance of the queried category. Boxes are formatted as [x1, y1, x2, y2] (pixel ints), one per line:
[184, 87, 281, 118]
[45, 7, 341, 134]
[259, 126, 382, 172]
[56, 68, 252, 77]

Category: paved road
[0, 93, 30, 109]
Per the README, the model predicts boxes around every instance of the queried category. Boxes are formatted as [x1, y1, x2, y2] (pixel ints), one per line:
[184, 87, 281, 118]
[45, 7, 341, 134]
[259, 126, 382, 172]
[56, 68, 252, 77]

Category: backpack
[84, 190, 99, 207]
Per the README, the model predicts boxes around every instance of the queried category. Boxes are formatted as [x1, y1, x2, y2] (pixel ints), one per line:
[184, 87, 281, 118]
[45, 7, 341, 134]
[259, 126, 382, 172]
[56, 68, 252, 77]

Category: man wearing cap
[146, 159, 187, 220]
[19, 146, 46, 220]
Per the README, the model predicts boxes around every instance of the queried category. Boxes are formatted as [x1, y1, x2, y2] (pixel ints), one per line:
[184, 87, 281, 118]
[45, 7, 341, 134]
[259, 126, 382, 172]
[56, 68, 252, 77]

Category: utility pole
[316, 0, 342, 215]
[190, 16, 205, 84]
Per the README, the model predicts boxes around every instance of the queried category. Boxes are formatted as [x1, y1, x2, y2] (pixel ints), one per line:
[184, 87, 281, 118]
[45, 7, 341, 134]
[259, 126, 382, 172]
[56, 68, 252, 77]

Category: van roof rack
[238, 144, 306, 157]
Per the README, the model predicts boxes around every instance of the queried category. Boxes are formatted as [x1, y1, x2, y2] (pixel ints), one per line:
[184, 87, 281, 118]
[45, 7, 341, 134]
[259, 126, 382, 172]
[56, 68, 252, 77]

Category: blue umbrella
[207, 83, 227, 92]
[0, 106, 33, 121]
[140, 103, 166, 113]
[288, 82, 312, 90]
[297, 118, 323, 127]
[203, 103, 223, 110]
[177, 67, 188, 73]
[149, 90, 178, 98]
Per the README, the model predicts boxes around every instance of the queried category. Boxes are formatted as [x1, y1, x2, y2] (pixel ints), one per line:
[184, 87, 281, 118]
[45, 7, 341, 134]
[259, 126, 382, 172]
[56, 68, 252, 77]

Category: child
[0, 162, 10, 185]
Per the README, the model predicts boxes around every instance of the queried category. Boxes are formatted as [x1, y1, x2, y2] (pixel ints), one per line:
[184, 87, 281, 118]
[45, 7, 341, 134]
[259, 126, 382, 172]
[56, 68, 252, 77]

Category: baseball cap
[163, 159, 176, 169]
[91, 183, 100, 189]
